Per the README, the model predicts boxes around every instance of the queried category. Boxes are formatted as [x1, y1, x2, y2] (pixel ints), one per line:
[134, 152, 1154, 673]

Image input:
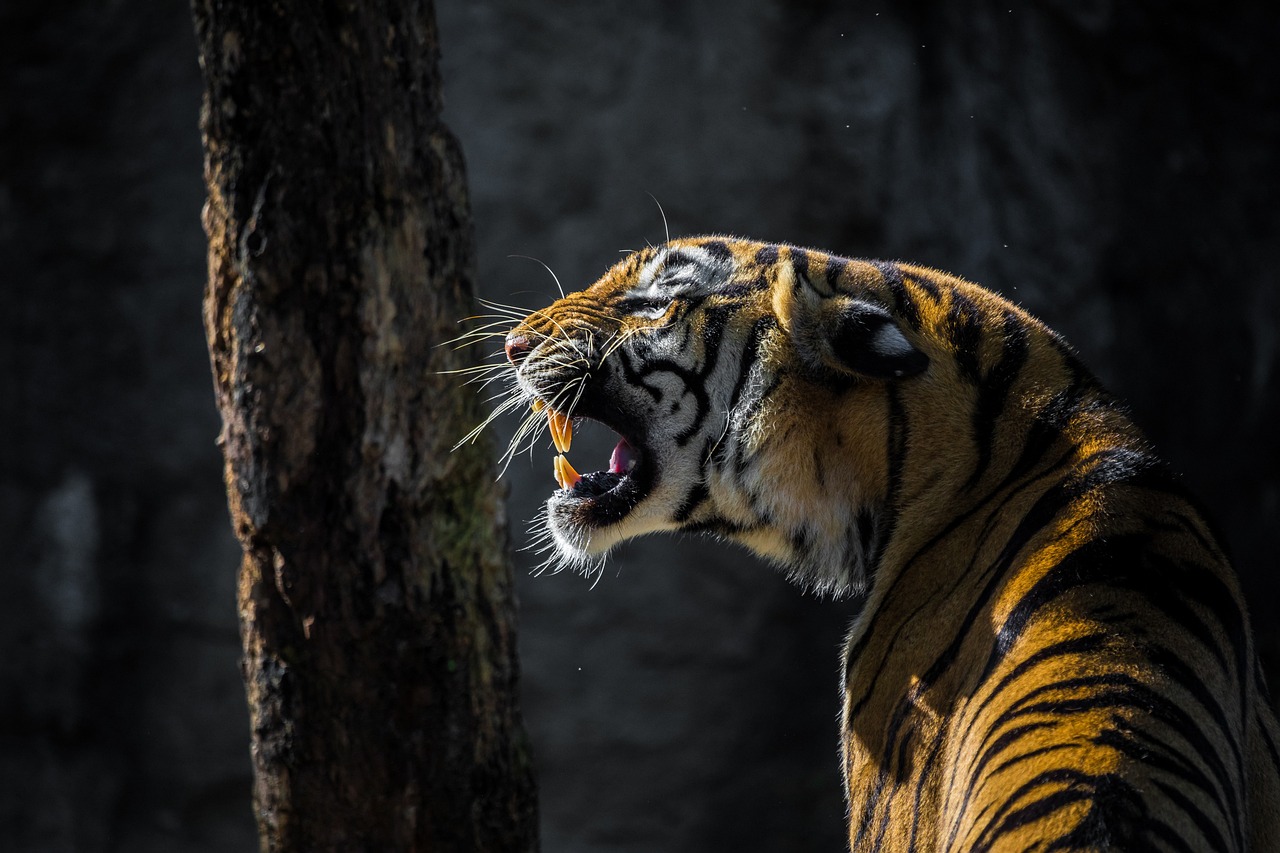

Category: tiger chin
[499, 236, 1280, 852]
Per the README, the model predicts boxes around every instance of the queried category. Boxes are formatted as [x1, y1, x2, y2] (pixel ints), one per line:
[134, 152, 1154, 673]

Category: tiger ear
[774, 264, 928, 380]
[829, 299, 929, 379]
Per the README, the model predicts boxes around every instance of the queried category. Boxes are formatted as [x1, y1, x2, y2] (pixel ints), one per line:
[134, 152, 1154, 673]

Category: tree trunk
[191, 1, 539, 849]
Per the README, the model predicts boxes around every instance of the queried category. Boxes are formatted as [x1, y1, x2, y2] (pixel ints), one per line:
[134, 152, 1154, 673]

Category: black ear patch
[830, 301, 929, 379]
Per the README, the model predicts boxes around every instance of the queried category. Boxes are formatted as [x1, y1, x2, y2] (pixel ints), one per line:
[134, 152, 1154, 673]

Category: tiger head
[501, 236, 1062, 595]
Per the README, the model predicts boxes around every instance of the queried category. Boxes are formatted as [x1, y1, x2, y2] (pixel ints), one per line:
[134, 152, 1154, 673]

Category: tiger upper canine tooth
[548, 409, 573, 453]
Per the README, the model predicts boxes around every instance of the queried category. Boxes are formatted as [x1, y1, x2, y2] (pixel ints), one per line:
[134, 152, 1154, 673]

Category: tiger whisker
[508, 254, 567, 300]
[647, 192, 671, 246]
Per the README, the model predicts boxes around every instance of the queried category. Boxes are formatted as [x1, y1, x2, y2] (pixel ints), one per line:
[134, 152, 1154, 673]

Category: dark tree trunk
[191, 1, 539, 850]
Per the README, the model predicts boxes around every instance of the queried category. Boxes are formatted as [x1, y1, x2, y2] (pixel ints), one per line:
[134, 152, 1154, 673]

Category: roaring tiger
[493, 236, 1280, 851]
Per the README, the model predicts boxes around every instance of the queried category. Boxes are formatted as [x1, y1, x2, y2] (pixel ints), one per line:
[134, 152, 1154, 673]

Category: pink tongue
[609, 438, 637, 474]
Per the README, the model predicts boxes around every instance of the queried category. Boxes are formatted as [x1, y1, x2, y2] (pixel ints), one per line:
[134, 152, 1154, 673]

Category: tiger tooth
[548, 409, 573, 453]
[532, 398, 546, 413]
[554, 454, 581, 491]
[559, 454, 581, 490]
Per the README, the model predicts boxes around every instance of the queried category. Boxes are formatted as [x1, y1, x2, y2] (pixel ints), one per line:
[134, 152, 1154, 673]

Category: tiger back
[495, 236, 1280, 851]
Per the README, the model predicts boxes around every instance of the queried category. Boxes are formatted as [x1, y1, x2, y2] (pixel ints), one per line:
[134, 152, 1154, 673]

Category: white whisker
[509, 254, 566, 300]
[647, 192, 671, 246]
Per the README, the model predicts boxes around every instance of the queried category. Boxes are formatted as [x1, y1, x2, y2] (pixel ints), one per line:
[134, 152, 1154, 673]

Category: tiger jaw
[542, 403, 640, 493]
[531, 397, 661, 560]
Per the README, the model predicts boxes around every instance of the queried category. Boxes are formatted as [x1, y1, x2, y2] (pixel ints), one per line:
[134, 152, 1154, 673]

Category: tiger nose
[504, 333, 531, 366]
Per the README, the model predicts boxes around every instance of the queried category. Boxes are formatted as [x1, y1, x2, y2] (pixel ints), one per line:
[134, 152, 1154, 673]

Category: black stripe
[1151, 778, 1233, 852]
[909, 270, 942, 303]
[909, 455, 1123, 693]
[716, 281, 755, 299]
[991, 530, 1246, 732]
[977, 631, 1111, 707]
[971, 720, 1058, 781]
[988, 534, 1130, 660]
[673, 479, 709, 524]
[732, 373, 780, 475]
[965, 310, 1031, 490]
[1144, 569, 1237, 674]
[844, 443, 1081, 720]
[867, 761, 899, 851]
[882, 385, 909, 541]
[660, 250, 699, 273]
[986, 740, 1076, 780]
[681, 516, 757, 536]
[789, 524, 813, 555]
[712, 320, 773, 474]
[1094, 724, 1232, 844]
[946, 632, 1106, 846]
[1258, 707, 1280, 771]
[972, 768, 1129, 851]
[893, 721, 915, 782]
[996, 674, 1243, 826]
[852, 446, 1169, 796]
[754, 244, 779, 266]
[954, 634, 1110, 791]
[975, 768, 1152, 852]
[1161, 509, 1248, 692]
[725, 317, 774, 418]
[699, 303, 732, 353]
[994, 370, 1091, 491]
[855, 508, 878, 566]
[873, 261, 922, 330]
[635, 304, 738, 448]
[850, 769, 888, 850]
[675, 305, 734, 446]
[789, 247, 809, 278]
[615, 348, 662, 402]
[632, 357, 708, 446]
[982, 785, 1094, 845]
[945, 289, 983, 383]
[825, 254, 847, 291]
[907, 730, 947, 850]
[698, 239, 732, 261]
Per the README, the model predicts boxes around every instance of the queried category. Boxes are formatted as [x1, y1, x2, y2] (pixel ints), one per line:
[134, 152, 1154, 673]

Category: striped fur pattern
[500, 237, 1280, 851]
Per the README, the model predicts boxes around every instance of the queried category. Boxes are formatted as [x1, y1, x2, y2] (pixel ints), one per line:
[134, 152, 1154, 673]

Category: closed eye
[619, 294, 676, 320]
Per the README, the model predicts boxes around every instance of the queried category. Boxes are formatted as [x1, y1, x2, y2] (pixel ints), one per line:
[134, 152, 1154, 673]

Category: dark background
[2, 1, 1277, 851]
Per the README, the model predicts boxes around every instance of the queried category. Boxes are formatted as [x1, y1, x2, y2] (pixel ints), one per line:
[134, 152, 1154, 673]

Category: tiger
[488, 236, 1280, 851]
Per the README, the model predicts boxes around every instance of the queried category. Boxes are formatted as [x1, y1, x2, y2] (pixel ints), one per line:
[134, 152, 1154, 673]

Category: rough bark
[191, 1, 538, 850]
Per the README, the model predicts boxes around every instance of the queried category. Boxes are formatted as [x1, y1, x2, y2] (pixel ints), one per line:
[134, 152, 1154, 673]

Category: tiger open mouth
[535, 397, 654, 527]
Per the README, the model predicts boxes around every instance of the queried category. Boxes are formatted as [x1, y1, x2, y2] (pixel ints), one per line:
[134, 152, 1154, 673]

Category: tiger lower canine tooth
[554, 454, 581, 490]
[548, 409, 573, 453]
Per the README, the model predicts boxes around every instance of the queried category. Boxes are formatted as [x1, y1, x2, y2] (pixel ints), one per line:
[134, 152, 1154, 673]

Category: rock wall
[1, 1, 1276, 851]
[0, 3, 252, 850]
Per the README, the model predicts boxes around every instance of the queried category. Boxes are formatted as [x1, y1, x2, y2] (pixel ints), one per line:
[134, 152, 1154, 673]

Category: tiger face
[503, 236, 961, 594]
